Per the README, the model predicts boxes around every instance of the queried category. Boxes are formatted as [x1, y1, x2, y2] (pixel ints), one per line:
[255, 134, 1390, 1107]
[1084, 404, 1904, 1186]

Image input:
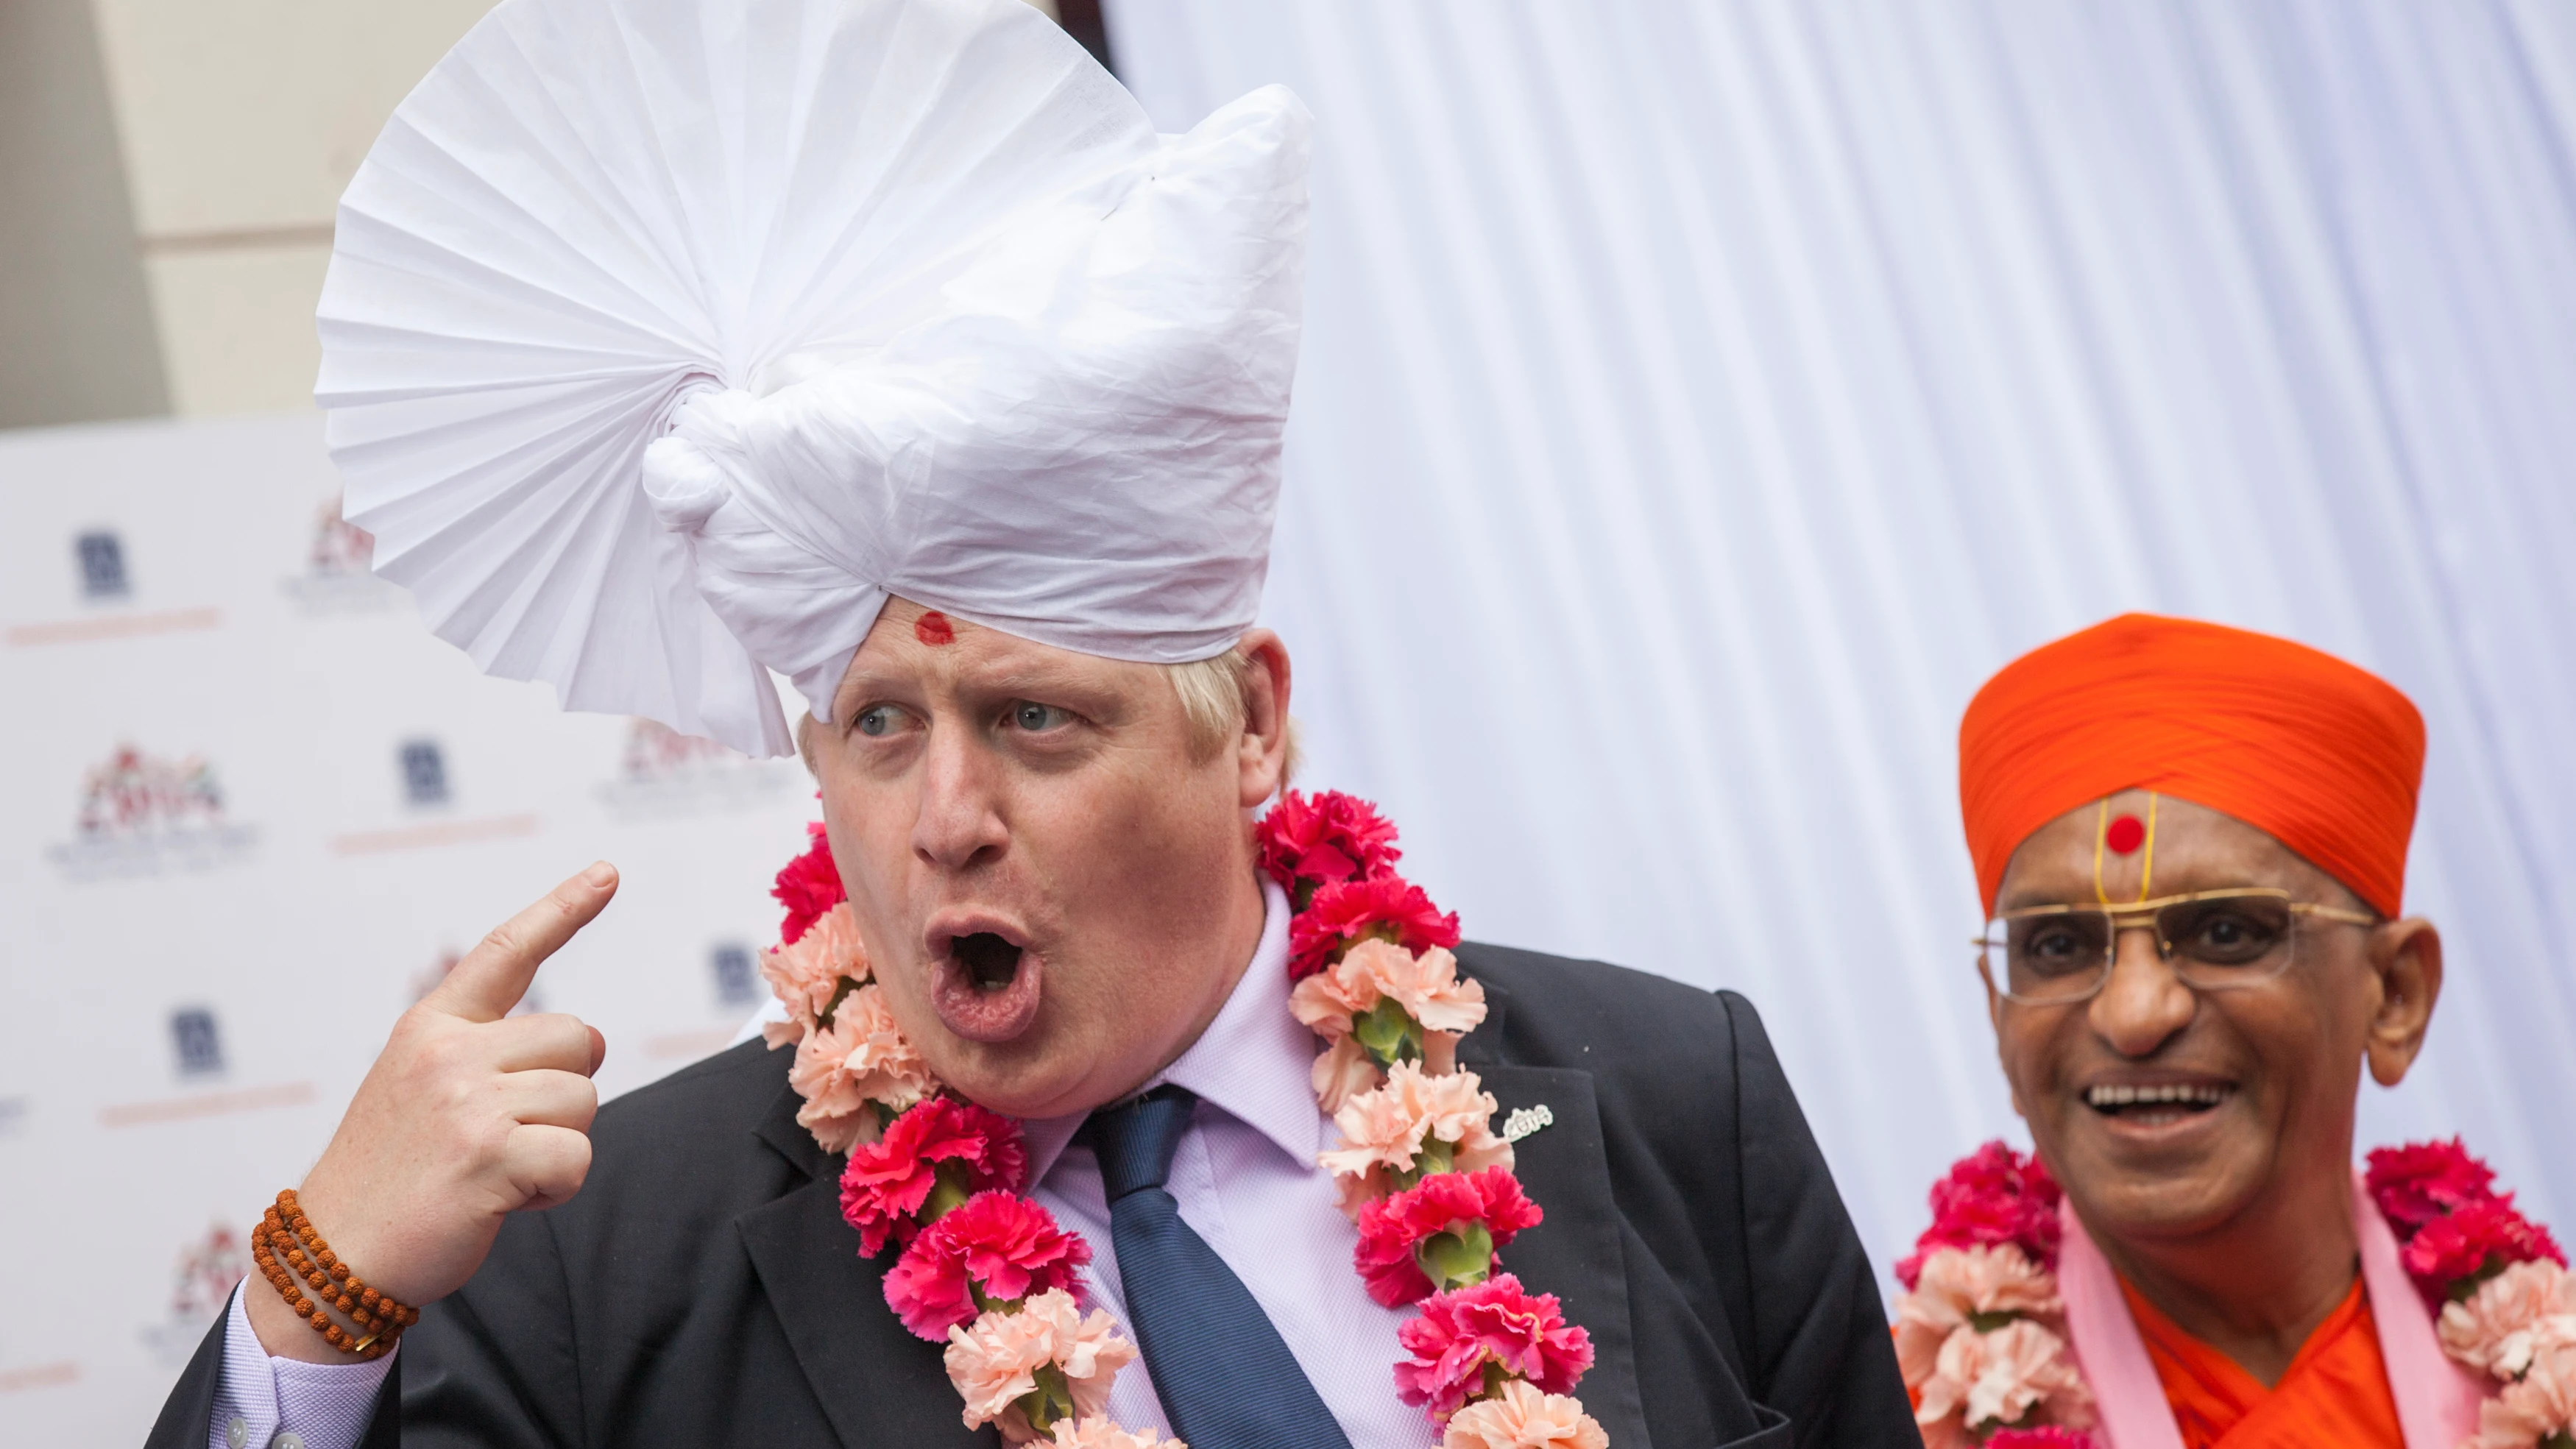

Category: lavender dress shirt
[214, 879, 1437, 1448]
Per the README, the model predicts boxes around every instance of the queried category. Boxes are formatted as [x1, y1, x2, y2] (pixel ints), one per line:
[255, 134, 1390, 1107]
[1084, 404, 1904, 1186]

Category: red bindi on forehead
[2105, 813, 2147, 855]
[913, 611, 956, 647]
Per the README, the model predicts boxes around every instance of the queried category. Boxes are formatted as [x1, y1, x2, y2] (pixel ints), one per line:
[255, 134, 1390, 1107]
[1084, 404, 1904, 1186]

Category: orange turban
[1958, 614, 2424, 918]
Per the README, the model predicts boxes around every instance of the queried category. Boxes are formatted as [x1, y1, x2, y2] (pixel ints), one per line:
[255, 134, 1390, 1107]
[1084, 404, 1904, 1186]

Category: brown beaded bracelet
[250, 1189, 418, 1358]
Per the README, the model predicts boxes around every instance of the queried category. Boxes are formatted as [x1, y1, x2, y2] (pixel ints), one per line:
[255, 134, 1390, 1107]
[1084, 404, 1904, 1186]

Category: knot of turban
[1958, 614, 2425, 918]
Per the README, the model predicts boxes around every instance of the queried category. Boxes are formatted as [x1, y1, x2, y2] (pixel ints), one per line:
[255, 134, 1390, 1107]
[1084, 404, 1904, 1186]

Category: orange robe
[2120, 1275, 2407, 1449]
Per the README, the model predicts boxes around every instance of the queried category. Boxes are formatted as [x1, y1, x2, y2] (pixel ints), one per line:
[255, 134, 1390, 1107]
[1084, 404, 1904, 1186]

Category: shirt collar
[1020, 876, 1316, 1183]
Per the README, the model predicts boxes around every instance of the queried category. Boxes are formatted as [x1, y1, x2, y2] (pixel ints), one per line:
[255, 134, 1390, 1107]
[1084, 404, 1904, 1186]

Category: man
[1942, 612, 2497, 1447]
[144, 1, 1908, 1445]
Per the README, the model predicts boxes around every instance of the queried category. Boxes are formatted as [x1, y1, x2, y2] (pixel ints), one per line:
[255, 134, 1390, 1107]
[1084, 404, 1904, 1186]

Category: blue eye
[1011, 701, 1068, 731]
[854, 704, 899, 737]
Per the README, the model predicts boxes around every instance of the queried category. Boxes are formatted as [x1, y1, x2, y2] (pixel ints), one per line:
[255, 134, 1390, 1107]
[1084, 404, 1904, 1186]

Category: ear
[1234, 629, 1293, 809]
[2364, 917, 2443, 1087]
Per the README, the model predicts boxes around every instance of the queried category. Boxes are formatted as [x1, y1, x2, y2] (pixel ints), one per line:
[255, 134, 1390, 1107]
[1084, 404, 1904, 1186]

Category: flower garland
[757, 793, 1608, 1449]
[1892, 1139, 2575, 1449]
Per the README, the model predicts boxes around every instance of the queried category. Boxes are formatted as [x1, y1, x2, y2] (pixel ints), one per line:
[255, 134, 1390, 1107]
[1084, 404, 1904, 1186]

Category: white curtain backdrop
[1105, 0, 2576, 1281]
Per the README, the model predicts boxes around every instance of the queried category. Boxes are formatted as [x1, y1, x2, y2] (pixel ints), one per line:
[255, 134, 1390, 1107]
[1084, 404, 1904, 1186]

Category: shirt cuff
[211, 1283, 397, 1449]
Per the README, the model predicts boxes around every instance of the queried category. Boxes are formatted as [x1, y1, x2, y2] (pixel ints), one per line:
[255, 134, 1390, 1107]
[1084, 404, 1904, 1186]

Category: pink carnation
[1354, 1167, 1544, 1307]
[1439, 1379, 1607, 1449]
[2368, 1138, 2502, 1233]
[1394, 1273, 1594, 1425]
[2404, 1196, 2567, 1308]
[1914, 1318, 2092, 1442]
[1044, 1420, 1182, 1449]
[1256, 789, 1402, 899]
[1893, 1245, 2062, 1387]
[885, 1191, 1090, 1340]
[1896, 1141, 2063, 1289]
[1321, 1063, 1514, 1216]
[774, 821, 847, 946]
[942, 1289, 1136, 1442]
[1288, 876, 1462, 982]
[842, 1097, 1029, 1257]
[2476, 1333, 2576, 1449]
[2440, 1259, 2576, 1381]
[761, 901, 869, 1046]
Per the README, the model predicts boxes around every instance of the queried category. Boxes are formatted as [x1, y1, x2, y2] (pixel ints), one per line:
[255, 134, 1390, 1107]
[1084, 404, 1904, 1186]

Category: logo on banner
[711, 942, 760, 1007]
[400, 738, 451, 808]
[283, 494, 404, 614]
[76, 529, 130, 599]
[46, 744, 260, 879]
[169, 1007, 225, 1078]
[595, 717, 799, 820]
[139, 1222, 250, 1367]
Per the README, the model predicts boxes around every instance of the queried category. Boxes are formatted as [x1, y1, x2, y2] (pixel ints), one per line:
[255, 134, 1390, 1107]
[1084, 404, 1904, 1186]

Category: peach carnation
[2477, 1332, 2576, 1448]
[1914, 1318, 2091, 1442]
[1440, 1380, 1607, 1449]
[1321, 1062, 1514, 1216]
[790, 982, 936, 1154]
[762, 901, 869, 1046]
[944, 1289, 1137, 1442]
[2443, 1259, 2576, 1381]
[1045, 1419, 1183, 1449]
[1309, 1035, 1386, 1116]
[1291, 940, 1488, 1039]
[1894, 1245, 2062, 1386]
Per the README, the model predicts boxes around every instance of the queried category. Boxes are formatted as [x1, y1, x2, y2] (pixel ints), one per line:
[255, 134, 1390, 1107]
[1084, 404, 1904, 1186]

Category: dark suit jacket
[149, 943, 1912, 1448]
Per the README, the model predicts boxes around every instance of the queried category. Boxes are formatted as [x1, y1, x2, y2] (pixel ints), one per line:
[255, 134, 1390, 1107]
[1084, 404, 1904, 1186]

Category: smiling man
[1945, 613, 2474, 1448]
[140, 1, 1911, 1446]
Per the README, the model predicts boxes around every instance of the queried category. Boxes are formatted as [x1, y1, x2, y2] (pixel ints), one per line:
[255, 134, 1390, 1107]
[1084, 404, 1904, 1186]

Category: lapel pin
[1502, 1104, 1554, 1144]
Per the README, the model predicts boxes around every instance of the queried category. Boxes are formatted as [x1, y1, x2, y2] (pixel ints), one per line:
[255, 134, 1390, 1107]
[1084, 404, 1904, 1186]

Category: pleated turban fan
[317, 0, 1312, 757]
[1958, 614, 2427, 919]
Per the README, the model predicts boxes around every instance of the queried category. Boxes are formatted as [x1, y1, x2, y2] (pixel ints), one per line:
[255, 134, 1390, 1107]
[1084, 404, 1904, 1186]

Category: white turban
[317, 0, 1310, 756]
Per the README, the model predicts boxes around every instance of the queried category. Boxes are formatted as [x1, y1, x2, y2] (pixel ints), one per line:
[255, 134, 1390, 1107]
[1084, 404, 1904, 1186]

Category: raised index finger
[425, 862, 619, 1024]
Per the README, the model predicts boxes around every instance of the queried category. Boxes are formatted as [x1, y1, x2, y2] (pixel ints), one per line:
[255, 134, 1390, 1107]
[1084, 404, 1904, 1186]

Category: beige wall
[0, 0, 169, 428]
[90, 0, 506, 417]
[3, 0, 1067, 428]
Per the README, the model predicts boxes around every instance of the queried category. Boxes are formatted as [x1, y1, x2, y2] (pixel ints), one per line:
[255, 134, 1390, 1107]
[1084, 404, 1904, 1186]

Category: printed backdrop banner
[0, 414, 819, 1439]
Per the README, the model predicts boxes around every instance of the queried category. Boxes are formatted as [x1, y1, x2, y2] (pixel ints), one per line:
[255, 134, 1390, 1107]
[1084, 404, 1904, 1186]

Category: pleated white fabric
[318, 0, 1310, 756]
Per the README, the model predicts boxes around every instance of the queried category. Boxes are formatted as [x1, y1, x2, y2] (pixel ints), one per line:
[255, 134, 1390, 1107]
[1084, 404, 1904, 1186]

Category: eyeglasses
[1975, 888, 2377, 1006]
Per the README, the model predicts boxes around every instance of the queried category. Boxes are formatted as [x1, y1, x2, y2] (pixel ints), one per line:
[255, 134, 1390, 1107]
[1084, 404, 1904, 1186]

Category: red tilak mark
[2105, 813, 2147, 856]
[913, 612, 955, 646]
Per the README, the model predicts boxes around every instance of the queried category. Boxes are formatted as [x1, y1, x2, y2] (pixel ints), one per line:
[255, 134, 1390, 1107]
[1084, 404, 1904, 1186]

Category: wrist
[245, 1188, 419, 1362]
[243, 1275, 372, 1364]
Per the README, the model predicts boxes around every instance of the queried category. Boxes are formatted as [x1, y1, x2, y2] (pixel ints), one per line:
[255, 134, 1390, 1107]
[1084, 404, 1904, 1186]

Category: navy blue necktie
[1081, 1086, 1353, 1449]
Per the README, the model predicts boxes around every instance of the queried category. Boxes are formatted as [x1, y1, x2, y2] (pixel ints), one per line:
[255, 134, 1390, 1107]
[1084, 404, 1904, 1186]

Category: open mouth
[927, 922, 1045, 1044]
[2084, 1081, 2235, 1124]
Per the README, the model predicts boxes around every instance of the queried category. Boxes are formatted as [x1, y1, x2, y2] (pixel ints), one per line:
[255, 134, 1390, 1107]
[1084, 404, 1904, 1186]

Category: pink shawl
[2055, 1172, 2486, 1449]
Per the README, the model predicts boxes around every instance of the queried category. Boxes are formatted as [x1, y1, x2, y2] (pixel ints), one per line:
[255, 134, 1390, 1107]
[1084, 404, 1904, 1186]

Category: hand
[245, 864, 618, 1361]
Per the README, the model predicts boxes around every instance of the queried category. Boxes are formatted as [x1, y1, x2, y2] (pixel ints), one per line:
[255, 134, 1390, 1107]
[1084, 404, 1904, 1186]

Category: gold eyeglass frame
[1973, 886, 2379, 1006]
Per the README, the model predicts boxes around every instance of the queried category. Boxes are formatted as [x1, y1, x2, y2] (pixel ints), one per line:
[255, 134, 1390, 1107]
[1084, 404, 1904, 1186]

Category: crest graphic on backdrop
[46, 744, 260, 879]
[283, 494, 403, 614]
[138, 1222, 247, 1367]
[595, 717, 799, 821]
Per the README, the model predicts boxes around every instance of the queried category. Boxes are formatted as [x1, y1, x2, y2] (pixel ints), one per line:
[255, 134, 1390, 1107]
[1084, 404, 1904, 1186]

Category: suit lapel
[1458, 980, 1655, 1449]
[740, 1084, 997, 1448]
